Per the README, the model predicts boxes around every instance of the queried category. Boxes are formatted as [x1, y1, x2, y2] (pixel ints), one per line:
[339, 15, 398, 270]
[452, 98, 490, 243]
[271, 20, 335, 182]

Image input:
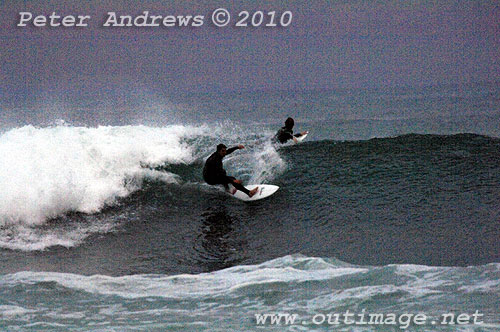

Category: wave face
[0, 128, 498, 271]
[0, 255, 499, 331]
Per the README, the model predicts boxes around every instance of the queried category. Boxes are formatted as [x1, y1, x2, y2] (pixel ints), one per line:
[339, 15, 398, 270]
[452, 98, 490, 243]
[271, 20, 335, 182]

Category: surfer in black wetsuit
[203, 144, 258, 197]
[274, 117, 308, 143]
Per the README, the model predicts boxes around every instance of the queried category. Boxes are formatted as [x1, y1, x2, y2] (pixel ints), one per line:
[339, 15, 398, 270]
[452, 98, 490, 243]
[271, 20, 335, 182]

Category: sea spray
[0, 125, 197, 226]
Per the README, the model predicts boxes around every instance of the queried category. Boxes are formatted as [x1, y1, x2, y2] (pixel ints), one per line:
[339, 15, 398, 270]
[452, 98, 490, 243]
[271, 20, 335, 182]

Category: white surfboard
[295, 131, 309, 143]
[230, 184, 279, 202]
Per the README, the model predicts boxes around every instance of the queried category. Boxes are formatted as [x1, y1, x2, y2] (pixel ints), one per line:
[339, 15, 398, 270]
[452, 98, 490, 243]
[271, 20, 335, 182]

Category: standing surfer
[203, 144, 258, 197]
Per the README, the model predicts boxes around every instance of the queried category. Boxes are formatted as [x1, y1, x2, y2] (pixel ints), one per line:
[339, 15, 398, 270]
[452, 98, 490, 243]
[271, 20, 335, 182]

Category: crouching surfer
[203, 144, 258, 197]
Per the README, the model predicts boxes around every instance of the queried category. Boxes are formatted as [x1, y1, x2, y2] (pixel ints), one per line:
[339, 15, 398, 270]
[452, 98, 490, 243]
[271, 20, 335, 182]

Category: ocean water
[0, 83, 499, 331]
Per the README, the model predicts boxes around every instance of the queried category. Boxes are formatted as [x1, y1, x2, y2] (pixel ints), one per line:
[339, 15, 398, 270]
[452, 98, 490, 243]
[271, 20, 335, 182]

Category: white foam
[5, 256, 366, 299]
[459, 279, 500, 293]
[0, 124, 207, 249]
[0, 221, 116, 251]
[0, 305, 35, 319]
[0, 124, 204, 226]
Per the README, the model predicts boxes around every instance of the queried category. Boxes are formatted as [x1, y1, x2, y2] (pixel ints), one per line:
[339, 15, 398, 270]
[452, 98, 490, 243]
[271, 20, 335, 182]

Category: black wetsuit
[275, 127, 301, 143]
[203, 147, 250, 195]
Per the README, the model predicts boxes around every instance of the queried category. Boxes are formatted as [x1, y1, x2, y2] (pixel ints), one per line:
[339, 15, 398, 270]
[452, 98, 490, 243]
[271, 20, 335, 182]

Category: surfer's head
[217, 143, 227, 157]
[285, 117, 294, 129]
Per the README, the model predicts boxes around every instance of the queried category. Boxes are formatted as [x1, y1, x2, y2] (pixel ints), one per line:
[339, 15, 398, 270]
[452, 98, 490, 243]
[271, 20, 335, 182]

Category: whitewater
[0, 123, 285, 251]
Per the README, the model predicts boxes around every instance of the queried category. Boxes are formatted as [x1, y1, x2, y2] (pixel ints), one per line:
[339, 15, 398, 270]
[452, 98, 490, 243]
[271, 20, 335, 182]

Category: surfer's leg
[220, 176, 236, 194]
[210, 176, 233, 194]
[226, 177, 249, 196]
[227, 177, 258, 197]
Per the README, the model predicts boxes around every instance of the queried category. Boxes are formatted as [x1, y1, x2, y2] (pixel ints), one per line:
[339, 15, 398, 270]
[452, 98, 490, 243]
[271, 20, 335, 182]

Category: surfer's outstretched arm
[226, 145, 244, 155]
